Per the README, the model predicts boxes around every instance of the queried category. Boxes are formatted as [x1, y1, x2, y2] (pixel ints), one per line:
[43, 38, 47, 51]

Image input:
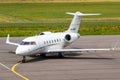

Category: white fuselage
[16, 32, 80, 56]
[6, 12, 102, 59]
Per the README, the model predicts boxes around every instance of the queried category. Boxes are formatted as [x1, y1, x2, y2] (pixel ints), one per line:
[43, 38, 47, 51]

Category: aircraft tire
[58, 52, 64, 58]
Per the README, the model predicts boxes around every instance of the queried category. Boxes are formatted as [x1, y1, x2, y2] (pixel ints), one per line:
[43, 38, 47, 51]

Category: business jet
[6, 12, 116, 63]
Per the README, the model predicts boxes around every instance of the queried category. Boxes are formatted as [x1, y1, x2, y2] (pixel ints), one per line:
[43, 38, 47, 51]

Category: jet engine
[64, 33, 80, 43]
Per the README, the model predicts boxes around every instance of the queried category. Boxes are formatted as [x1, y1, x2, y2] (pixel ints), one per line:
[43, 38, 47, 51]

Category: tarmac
[0, 35, 120, 80]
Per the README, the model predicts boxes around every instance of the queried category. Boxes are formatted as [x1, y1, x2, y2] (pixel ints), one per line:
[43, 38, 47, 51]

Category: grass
[0, 0, 120, 3]
[0, 2, 119, 22]
[0, 2, 120, 37]
[0, 22, 120, 37]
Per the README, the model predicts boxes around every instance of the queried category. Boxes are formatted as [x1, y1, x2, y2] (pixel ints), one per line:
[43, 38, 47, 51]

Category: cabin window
[44, 41, 46, 44]
[57, 39, 59, 42]
[46, 41, 48, 44]
[52, 40, 54, 43]
[54, 40, 56, 43]
[59, 39, 61, 42]
[49, 40, 51, 44]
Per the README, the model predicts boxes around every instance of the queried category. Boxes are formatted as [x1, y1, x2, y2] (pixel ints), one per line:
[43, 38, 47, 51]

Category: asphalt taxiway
[0, 35, 120, 80]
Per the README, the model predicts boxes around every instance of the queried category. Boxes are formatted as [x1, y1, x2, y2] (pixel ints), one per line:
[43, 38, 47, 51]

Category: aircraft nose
[15, 46, 30, 55]
[15, 47, 22, 55]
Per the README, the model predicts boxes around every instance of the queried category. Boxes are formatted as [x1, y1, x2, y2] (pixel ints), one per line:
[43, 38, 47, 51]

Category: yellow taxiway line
[11, 62, 29, 80]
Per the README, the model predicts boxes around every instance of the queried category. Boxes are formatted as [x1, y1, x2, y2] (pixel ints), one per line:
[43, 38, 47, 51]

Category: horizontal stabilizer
[66, 12, 101, 16]
[65, 11, 101, 33]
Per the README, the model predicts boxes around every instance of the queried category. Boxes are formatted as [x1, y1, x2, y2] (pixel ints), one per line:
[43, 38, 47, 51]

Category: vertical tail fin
[65, 12, 100, 33]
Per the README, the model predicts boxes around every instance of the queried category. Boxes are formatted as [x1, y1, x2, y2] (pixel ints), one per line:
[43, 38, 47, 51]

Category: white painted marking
[0, 62, 11, 71]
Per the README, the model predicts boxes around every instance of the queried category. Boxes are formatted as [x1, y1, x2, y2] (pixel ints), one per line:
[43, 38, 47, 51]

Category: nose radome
[16, 47, 23, 55]
[15, 46, 29, 55]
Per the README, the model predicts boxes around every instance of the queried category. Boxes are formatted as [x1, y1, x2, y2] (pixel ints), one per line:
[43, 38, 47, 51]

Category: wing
[48, 48, 115, 53]
[6, 34, 19, 46]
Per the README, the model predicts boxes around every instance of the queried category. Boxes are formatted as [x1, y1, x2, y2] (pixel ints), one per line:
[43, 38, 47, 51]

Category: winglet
[6, 34, 19, 46]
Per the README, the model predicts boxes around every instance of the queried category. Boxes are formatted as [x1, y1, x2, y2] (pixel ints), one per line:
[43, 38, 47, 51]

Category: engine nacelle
[39, 31, 52, 35]
[64, 33, 80, 43]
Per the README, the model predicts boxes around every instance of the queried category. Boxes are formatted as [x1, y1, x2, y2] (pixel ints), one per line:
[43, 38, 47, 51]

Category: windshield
[20, 41, 36, 45]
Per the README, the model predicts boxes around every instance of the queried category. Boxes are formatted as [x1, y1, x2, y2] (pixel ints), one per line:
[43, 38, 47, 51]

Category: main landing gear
[22, 56, 26, 63]
[40, 54, 46, 58]
[58, 52, 65, 58]
[21, 53, 64, 63]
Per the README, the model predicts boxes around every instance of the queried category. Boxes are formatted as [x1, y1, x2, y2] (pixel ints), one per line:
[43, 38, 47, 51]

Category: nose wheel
[22, 56, 26, 63]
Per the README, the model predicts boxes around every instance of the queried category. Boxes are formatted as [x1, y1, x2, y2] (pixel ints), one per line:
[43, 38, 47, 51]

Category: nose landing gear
[22, 56, 26, 63]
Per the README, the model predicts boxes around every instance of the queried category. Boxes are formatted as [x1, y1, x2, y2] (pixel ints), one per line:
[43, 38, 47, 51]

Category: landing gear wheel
[40, 54, 46, 58]
[58, 52, 64, 58]
[22, 56, 26, 63]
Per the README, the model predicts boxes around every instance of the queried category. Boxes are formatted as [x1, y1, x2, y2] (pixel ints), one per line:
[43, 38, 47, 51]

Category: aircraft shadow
[26, 54, 114, 63]
[8, 51, 15, 54]
[26, 57, 46, 63]
[43, 56, 114, 60]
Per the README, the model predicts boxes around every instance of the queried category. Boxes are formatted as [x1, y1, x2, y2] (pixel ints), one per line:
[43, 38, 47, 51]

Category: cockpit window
[20, 41, 36, 45]
[31, 42, 36, 45]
